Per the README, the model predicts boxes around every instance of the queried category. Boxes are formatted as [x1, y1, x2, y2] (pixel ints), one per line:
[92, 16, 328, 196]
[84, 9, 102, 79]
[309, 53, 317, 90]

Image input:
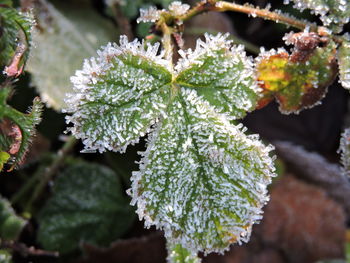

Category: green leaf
[0, 250, 12, 263]
[0, 152, 10, 172]
[0, 5, 33, 73]
[129, 93, 275, 254]
[65, 36, 172, 153]
[175, 34, 259, 119]
[338, 40, 350, 90]
[0, 0, 13, 7]
[66, 33, 276, 256]
[167, 243, 201, 263]
[0, 84, 42, 169]
[25, 0, 116, 110]
[287, 0, 350, 33]
[256, 38, 337, 114]
[0, 196, 26, 240]
[37, 162, 135, 254]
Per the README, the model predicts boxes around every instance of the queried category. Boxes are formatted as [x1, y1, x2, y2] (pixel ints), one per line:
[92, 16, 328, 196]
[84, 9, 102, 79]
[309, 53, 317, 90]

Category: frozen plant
[1, 0, 350, 262]
[64, 0, 350, 261]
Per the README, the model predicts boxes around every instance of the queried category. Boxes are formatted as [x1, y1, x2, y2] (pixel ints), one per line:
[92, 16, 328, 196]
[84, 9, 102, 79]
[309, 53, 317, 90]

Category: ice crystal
[167, 242, 201, 263]
[338, 40, 350, 90]
[175, 33, 260, 119]
[256, 37, 337, 114]
[168, 1, 190, 16]
[137, 6, 163, 23]
[65, 36, 172, 153]
[66, 34, 276, 256]
[287, 0, 350, 32]
[129, 89, 275, 254]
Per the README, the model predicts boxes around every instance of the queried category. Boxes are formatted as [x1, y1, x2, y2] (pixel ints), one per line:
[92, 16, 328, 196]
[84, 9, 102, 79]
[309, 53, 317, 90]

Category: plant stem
[11, 167, 42, 205]
[214, 1, 312, 30]
[177, 1, 347, 44]
[160, 22, 174, 68]
[178, 1, 313, 31]
[110, 3, 133, 39]
[23, 136, 77, 212]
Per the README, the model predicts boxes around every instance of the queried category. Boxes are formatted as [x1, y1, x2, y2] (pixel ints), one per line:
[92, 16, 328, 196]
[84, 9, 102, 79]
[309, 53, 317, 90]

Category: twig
[1, 240, 59, 257]
[160, 22, 174, 64]
[177, 1, 311, 30]
[214, 1, 311, 30]
[176, 0, 347, 44]
[110, 3, 133, 39]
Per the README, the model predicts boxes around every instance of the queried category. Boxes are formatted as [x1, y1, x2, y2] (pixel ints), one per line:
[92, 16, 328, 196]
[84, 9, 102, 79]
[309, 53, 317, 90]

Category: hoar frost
[286, 0, 350, 32]
[65, 33, 276, 255]
[168, 1, 190, 16]
[137, 6, 163, 23]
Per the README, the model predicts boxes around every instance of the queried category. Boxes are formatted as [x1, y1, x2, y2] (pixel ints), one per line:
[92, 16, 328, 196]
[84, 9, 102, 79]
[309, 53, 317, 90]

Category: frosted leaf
[256, 37, 337, 114]
[339, 128, 350, 177]
[338, 40, 350, 90]
[65, 36, 172, 153]
[67, 33, 275, 256]
[168, 1, 190, 16]
[167, 242, 201, 263]
[137, 6, 163, 23]
[129, 89, 275, 254]
[288, 0, 350, 33]
[175, 33, 260, 119]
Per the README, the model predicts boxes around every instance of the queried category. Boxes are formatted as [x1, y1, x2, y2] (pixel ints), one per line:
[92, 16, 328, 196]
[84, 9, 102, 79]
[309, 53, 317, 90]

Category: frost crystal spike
[137, 6, 163, 23]
[65, 36, 172, 153]
[175, 33, 260, 119]
[338, 40, 350, 90]
[168, 1, 190, 16]
[287, 0, 350, 32]
[129, 90, 275, 254]
[66, 34, 276, 255]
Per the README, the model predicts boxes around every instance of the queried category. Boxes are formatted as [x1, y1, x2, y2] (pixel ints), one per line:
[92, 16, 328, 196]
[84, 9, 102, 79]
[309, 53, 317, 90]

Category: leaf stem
[110, 3, 133, 39]
[23, 136, 77, 212]
[177, 1, 345, 43]
[159, 21, 174, 69]
[177, 1, 313, 31]
[214, 1, 312, 30]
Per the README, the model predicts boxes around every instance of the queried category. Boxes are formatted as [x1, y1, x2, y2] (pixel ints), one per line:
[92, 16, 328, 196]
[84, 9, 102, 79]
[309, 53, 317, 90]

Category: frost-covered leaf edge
[175, 33, 261, 120]
[338, 39, 350, 90]
[128, 89, 276, 255]
[285, 0, 350, 33]
[167, 242, 201, 263]
[64, 35, 172, 153]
